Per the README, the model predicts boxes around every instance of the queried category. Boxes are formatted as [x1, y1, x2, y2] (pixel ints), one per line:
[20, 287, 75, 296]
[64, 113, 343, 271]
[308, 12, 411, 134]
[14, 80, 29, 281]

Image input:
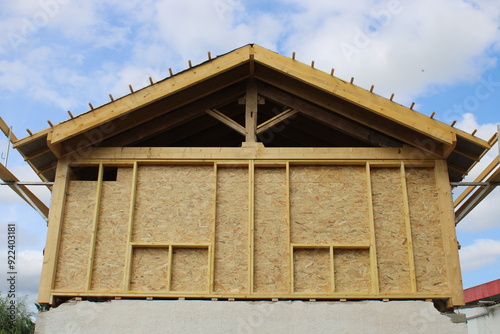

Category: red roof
[464, 279, 500, 304]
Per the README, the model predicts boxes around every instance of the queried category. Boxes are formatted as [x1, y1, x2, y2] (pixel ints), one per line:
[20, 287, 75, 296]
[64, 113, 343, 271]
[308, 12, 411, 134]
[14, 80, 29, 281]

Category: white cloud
[460, 239, 500, 272]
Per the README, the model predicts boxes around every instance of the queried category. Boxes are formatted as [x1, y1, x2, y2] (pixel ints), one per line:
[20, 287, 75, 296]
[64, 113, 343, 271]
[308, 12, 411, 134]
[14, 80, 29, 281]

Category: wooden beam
[50, 45, 252, 144]
[454, 156, 499, 207]
[256, 108, 299, 135]
[400, 163, 417, 293]
[365, 163, 379, 294]
[85, 163, 104, 291]
[0, 163, 49, 219]
[0, 117, 18, 142]
[123, 162, 138, 292]
[205, 109, 246, 135]
[258, 83, 404, 148]
[37, 159, 69, 304]
[80, 146, 438, 162]
[245, 80, 258, 142]
[252, 45, 457, 147]
[60, 82, 246, 152]
[435, 160, 465, 306]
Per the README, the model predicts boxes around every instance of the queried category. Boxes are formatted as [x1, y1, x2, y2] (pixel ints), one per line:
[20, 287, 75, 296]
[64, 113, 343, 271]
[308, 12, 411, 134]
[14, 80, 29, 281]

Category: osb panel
[54, 181, 96, 291]
[129, 247, 169, 291]
[371, 168, 411, 293]
[293, 248, 330, 293]
[254, 168, 288, 293]
[91, 168, 132, 291]
[334, 249, 371, 293]
[170, 248, 208, 292]
[133, 166, 213, 244]
[55, 181, 97, 291]
[290, 166, 370, 244]
[406, 167, 448, 292]
[214, 168, 249, 293]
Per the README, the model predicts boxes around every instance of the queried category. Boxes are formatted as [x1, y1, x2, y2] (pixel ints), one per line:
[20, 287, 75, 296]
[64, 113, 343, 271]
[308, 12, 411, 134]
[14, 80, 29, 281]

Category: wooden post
[365, 163, 379, 294]
[435, 159, 465, 306]
[245, 80, 258, 142]
[123, 162, 138, 292]
[248, 160, 255, 293]
[286, 162, 292, 294]
[37, 159, 70, 304]
[209, 163, 217, 293]
[401, 163, 417, 293]
[85, 163, 104, 291]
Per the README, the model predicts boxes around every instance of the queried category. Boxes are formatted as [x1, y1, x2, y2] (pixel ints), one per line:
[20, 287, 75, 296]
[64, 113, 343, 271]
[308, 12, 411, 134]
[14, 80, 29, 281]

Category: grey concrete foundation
[35, 300, 467, 334]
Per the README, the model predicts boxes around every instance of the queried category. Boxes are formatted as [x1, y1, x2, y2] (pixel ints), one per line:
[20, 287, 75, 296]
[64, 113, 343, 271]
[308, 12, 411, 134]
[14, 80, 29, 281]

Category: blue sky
[0, 0, 499, 309]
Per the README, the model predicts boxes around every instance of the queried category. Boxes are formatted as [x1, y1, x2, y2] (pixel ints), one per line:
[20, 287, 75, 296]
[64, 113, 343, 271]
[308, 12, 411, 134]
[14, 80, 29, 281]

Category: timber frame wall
[39, 145, 464, 307]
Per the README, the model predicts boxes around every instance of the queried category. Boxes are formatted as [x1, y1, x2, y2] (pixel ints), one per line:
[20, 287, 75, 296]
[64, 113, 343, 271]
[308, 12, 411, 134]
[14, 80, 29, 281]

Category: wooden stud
[208, 52, 212, 60]
[178, 297, 185, 301]
[67, 111, 74, 119]
[311, 61, 315, 68]
[365, 163, 380, 294]
[169, 68, 173, 76]
[272, 298, 278, 302]
[114, 297, 121, 300]
[350, 77, 354, 84]
[209, 163, 217, 294]
[211, 298, 218, 301]
[451, 120, 457, 127]
[286, 162, 292, 294]
[248, 160, 255, 293]
[109, 94, 114, 102]
[435, 160, 466, 306]
[129, 85, 134, 93]
[47, 120, 53, 127]
[370, 85, 374, 93]
[430, 112, 436, 119]
[26, 129, 33, 136]
[36, 160, 70, 304]
[330, 68, 335, 76]
[228, 298, 235, 301]
[245, 79, 258, 142]
[146, 297, 153, 301]
[75, 297, 82, 301]
[390, 93, 395, 101]
[188, 60, 193, 68]
[340, 299, 347, 302]
[471, 129, 477, 136]
[292, 52, 296, 60]
[123, 162, 138, 292]
[400, 163, 417, 293]
[410, 102, 415, 110]
[330, 246, 335, 293]
[383, 298, 389, 302]
[149, 77, 154, 85]
[167, 245, 173, 292]
[88, 102, 94, 110]
[309, 299, 316, 302]
[85, 162, 104, 292]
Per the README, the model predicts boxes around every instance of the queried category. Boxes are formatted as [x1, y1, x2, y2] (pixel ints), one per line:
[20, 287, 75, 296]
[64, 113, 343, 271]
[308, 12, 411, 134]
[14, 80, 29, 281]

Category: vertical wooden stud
[365, 163, 379, 294]
[435, 160, 465, 307]
[330, 246, 335, 293]
[245, 80, 258, 142]
[286, 162, 292, 294]
[123, 162, 138, 292]
[209, 163, 217, 293]
[400, 163, 417, 293]
[248, 160, 255, 293]
[37, 159, 70, 304]
[85, 162, 104, 291]
[167, 245, 173, 292]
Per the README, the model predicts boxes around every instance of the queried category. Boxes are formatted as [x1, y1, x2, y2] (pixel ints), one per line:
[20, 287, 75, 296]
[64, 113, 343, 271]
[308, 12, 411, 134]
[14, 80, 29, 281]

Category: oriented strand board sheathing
[133, 166, 213, 244]
[290, 166, 370, 244]
[54, 181, 96, 291]
[406, 168, 448, 292]
[91, 168, 132, 291]
[253, 168, 288, 293]
[214, 168, 249, 293]
[334, 249, 371, 293]
[129, 247, 169, 291]
[170, 248, 208, 292]
[371, 168, 411, 293]
[293, 248, 331, 293]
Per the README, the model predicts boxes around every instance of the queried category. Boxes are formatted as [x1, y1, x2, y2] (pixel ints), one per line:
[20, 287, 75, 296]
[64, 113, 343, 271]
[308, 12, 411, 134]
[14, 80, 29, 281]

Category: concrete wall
[35, 300, 466, 334]
[460, 304, 500, 334]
